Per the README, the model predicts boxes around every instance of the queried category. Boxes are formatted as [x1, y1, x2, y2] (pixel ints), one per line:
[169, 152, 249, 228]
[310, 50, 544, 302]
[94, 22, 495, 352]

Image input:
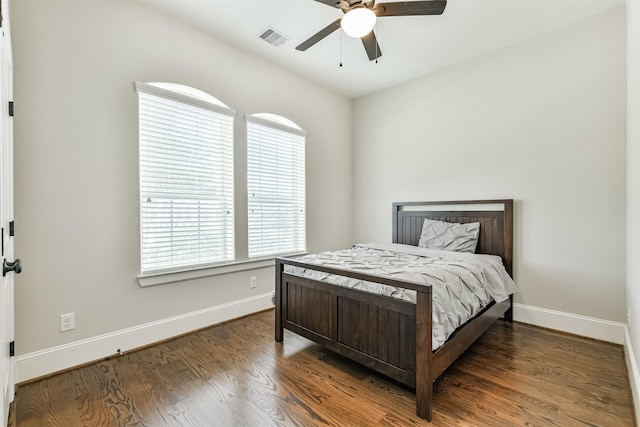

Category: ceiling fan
[296, 0, 447, 61]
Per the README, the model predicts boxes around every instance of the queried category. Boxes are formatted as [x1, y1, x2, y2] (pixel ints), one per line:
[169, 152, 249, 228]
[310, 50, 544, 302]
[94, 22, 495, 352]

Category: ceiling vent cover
[259, 27, 289, 47]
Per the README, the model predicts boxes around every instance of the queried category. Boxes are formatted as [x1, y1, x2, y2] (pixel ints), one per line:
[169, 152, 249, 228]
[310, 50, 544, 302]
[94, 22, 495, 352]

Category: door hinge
[9, 341, 14, 357]
[8, 101, 13, 117]
[9, 221, 14, 237]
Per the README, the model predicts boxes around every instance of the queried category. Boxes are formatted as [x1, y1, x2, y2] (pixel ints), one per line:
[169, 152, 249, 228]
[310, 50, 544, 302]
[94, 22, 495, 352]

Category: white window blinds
[247, 115, 306, 258]
[136, 82, 235, 273]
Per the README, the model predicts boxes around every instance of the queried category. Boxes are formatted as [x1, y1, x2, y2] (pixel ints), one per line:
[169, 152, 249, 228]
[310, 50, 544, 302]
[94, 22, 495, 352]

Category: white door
[0, 2, 15, 426]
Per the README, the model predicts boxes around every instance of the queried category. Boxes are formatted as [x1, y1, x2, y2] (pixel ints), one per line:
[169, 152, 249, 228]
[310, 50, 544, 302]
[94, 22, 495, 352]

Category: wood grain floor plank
[14, 372, 79, 427]
[14, 310, 635, 426]
[75, 360, 149, 426]
[116, 354, 198, 426]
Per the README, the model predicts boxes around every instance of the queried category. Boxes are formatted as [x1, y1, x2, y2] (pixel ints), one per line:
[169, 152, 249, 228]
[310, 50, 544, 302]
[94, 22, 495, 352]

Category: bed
[274, 199, 515, 421]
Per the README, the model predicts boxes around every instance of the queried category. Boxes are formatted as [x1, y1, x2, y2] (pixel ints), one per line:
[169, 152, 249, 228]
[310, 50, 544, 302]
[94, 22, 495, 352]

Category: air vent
[259, 27, 289, 47]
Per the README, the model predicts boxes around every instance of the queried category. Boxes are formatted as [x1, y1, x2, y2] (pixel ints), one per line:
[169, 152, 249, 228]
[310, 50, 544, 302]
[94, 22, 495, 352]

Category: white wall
[626, 0, 640, 420]
[10, 0, 352, 359]
[353, 7, 627, 323]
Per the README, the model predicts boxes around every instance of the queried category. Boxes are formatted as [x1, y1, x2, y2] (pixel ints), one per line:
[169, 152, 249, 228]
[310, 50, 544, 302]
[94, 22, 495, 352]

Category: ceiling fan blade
[296, 19, 342, 51]
[374, 0, 447, 17]
[313, 0, 342, 8]
[361, 31, 382, 61]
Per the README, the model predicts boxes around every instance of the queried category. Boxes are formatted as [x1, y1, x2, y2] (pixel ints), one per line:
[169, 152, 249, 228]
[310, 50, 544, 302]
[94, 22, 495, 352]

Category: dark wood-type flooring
[12, 310, 635, 426]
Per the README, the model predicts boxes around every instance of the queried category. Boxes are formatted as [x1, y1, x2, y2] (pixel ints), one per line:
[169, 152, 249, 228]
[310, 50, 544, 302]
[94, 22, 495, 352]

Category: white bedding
[284, 243, 518, 350]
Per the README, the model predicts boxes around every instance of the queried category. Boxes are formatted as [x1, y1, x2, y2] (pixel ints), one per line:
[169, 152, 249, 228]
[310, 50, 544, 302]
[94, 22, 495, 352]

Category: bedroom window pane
[247, 114, 306, 258]
[136, 82, 235, 274]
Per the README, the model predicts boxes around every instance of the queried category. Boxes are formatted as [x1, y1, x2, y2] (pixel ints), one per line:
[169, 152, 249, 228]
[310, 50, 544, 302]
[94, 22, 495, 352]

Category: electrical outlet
[60, 313, 75, 332]
[250, 276, 257, 289]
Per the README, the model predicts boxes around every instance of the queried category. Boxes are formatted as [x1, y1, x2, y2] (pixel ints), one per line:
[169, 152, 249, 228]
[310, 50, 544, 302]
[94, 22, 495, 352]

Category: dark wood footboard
[275, 258, 435, 418]
[276, 259, 430, 382]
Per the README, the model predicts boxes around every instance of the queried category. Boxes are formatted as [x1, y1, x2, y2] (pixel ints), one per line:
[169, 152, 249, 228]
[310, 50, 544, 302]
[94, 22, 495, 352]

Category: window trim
[136, 250, 307, 287]
[133, 84, 310, 285]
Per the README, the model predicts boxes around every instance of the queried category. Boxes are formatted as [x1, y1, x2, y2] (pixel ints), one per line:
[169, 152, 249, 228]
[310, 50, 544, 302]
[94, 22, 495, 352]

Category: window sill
[137, 253, 307, 287]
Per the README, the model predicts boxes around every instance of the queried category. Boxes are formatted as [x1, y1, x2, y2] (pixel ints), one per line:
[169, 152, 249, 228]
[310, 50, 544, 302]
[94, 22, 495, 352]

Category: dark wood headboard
[392, 200, 513, 276]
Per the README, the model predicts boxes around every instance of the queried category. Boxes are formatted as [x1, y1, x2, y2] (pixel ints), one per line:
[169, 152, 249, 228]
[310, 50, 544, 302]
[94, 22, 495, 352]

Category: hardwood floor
[13, 310, 635, 426]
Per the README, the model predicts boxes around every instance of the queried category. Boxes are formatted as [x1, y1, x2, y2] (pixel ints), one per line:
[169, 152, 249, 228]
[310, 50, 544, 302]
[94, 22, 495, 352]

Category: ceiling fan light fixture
[341, 8, 376, 38]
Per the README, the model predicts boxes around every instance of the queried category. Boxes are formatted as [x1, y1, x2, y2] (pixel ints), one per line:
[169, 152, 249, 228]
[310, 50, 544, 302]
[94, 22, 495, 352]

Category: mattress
[284, 243, 518, 350]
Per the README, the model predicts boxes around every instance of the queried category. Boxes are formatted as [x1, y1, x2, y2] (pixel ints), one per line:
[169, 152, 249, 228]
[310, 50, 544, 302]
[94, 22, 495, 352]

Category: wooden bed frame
[275, 199, 514, 421]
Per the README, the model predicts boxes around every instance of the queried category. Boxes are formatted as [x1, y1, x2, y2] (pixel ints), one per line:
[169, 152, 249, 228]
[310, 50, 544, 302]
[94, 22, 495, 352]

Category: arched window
[246, 113, 306, 258]
[136, 82, 235, 273]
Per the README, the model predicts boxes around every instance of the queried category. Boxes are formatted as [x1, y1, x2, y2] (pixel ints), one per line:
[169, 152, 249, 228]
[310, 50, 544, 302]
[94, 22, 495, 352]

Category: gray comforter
[284, 243, 518, 350]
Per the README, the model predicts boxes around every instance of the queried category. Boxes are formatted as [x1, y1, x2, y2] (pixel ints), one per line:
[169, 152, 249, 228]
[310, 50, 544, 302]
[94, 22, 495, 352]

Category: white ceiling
[138, 0, 623, 98]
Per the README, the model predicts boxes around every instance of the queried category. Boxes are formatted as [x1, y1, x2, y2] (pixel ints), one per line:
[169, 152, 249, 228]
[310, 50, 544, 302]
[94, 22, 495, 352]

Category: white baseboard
[513, 303, 625, 344]
[14, 292, 274, 383]
[14, 299, 627, 384]
[624, 326, 640, 426]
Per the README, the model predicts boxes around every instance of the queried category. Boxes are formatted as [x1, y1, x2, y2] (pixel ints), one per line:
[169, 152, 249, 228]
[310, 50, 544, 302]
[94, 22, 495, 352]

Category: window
[246, 113, 306, 258]
[136, 82, 235, 274]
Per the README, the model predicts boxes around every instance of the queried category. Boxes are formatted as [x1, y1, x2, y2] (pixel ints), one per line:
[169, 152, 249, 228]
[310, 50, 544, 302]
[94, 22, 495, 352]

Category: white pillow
[418, 218, 480, 253]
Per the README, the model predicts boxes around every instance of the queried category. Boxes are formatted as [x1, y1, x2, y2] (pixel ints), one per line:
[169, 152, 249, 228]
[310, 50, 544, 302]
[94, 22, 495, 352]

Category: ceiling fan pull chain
[375, 21, 379, 64]
[339, 28, 343, 67]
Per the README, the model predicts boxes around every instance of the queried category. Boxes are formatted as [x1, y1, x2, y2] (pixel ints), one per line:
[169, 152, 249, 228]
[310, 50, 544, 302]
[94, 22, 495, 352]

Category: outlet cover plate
[60, 313, 75, 332]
